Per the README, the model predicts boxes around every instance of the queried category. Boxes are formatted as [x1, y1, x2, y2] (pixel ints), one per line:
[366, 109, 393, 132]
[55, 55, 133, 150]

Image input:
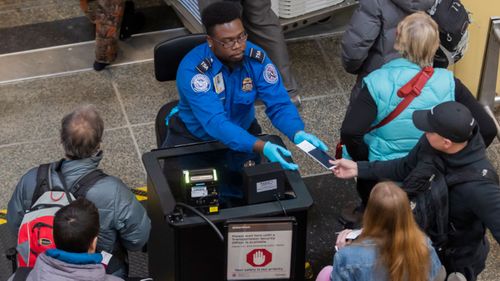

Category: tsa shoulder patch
[249, 48, 265, 63]
[195, 58, 212, 73]
[263, 63, 279, 84]
[191, 74, 211, 93]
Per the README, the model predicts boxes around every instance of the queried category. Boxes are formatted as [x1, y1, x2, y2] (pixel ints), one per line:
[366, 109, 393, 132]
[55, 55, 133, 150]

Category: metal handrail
[478, 17, 500, 141]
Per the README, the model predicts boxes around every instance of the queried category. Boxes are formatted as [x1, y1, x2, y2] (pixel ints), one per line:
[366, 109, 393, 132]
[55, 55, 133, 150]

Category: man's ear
[442, 138, 453, 149]
[207, 36, 214, 48]
[88, 237, 98, 253]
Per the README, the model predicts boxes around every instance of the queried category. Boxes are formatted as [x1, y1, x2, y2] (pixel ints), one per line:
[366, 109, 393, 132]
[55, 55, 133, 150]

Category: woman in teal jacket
[339, 12, 497, 218]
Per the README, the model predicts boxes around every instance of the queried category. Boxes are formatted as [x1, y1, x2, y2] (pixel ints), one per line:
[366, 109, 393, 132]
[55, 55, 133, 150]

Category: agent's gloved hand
[294, 131, 328, 151]
[263, 142, 299, 170]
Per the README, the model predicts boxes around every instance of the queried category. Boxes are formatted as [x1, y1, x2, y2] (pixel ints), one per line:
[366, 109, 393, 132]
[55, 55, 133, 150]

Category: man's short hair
[53, 198, 100, 253]
[60, 104, 104, 160]
[201, 2, 242, 36]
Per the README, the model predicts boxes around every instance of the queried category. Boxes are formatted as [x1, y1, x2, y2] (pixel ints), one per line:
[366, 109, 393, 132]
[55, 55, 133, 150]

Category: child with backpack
[14, 160, 107, 268]
[7, 105, 150, 278]
[8, 198, 122, 281]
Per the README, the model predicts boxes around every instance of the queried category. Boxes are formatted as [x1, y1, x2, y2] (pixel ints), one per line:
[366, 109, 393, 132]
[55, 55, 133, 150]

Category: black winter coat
[357, 127, 500, 280]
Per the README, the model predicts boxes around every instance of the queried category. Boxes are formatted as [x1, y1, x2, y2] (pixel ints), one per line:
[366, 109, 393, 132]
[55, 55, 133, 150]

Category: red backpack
[16, 160, 107, 267]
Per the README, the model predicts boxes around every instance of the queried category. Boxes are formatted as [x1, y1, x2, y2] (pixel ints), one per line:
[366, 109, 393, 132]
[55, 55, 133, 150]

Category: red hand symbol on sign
[246, 249, 272, 267]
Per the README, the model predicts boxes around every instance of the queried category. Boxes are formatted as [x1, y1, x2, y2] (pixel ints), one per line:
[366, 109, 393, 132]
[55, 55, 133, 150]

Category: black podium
[142, 135, 313, 281]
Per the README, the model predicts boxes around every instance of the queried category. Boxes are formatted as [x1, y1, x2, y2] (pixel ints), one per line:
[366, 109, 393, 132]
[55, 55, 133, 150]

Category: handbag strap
[369, 66, 434, 131]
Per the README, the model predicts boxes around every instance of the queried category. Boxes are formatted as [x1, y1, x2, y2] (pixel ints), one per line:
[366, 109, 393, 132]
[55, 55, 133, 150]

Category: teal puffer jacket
[362, 58, 454, 161]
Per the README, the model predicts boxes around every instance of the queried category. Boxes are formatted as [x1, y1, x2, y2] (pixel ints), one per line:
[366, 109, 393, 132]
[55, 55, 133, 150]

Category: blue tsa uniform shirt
[176, 41, 304, 153]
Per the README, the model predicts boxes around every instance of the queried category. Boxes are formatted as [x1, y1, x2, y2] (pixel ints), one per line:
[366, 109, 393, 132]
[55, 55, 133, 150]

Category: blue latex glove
[294, 131, 328, 151]
[263, 142, 299, 170]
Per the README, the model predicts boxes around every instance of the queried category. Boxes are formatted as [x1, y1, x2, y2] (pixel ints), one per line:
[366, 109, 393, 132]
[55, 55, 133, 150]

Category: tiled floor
[0, 1, 499, 279]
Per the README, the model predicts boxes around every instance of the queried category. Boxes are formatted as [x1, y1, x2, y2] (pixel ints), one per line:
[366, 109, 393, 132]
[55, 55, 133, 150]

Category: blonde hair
[394, 12, 440, 67]
[359, 181, 430, 281]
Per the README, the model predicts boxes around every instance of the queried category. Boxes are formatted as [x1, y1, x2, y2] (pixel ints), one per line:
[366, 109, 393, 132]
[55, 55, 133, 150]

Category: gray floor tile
[317, 36, 343, 57]
[132, 123, 157, 156]
[0, 137, 62, 209]
[111, 62, 179, 125]
[288, 40, 343, 99]
[100, 127, 146, 189]
[316, 36, 357, 93]
[0, 71, 125, 145]
[478, 231, 500, 281]
[486, 142, 500, 171]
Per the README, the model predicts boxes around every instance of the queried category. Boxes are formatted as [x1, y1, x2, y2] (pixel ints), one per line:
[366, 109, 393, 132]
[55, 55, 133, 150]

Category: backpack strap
[30, 163, 52, 207]
[72, 169, 108, 199]
[54, 159, 76, 203]
[12, 267, 32, 281]
[54, 159, 108, 200]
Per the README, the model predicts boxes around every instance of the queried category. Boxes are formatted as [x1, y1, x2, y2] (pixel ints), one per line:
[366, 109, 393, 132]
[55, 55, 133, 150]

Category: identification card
[213, 72, 225, 94]
[101, 251, 113, 266]
[296, 140, 335, 170]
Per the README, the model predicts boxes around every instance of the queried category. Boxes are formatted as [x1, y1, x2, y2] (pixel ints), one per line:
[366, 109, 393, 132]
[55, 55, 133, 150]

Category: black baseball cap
[412, 101, 475, 142]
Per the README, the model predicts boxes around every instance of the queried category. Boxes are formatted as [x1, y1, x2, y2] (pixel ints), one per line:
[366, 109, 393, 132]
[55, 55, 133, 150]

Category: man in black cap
[331, 101, 500, 281]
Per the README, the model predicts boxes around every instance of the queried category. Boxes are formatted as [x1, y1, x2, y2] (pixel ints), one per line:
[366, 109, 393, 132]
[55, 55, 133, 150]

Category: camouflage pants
[80, 0, 125, 63]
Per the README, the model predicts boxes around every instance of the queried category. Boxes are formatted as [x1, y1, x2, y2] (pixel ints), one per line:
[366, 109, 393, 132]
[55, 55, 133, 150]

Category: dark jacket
[357, 127, 500, 280]
[341, 0, 434, 77]
[341, 0, 435, 101]
[7, 154, 151, 268]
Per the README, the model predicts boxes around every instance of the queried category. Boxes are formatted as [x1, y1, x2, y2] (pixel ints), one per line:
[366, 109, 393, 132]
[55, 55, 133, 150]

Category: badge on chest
[213, 72, 225, 94]
[242, 77, 253, 92]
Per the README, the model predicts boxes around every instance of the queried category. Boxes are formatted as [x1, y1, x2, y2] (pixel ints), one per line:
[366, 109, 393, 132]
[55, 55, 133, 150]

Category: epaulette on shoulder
[249, 48, 266, 63]
[195, 58, 212, 73]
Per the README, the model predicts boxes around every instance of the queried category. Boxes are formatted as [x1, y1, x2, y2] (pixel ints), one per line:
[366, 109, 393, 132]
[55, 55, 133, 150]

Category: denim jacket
[331, 238, 442, 280]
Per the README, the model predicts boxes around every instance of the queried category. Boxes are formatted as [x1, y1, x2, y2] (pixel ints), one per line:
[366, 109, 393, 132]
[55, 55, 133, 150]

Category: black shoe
[93, 61, 109, 71]
[290, 94, 302, 107]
